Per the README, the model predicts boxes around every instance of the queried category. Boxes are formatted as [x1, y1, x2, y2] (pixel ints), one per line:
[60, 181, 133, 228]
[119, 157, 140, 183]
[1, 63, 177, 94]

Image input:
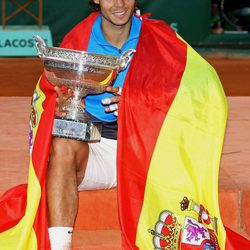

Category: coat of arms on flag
[148, 197, 220, 249]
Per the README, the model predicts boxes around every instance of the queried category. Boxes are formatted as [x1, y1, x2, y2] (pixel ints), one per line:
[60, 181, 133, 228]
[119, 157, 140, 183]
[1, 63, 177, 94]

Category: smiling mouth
[112, 10, 127, 17]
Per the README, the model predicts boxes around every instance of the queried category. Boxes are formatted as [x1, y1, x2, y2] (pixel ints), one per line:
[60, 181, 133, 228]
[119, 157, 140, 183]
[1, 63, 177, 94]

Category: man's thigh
[78, 137, 117, 191]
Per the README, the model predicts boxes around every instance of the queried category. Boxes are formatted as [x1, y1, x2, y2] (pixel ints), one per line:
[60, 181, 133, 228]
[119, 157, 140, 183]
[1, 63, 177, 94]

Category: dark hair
[88, 0, 140, 12]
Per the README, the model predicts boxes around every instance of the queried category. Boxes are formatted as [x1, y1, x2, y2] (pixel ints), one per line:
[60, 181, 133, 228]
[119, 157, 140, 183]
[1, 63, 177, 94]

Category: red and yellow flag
[117, 17, 250, 249]
[0, 13, 97, 250]
[0, 75, 55, 249]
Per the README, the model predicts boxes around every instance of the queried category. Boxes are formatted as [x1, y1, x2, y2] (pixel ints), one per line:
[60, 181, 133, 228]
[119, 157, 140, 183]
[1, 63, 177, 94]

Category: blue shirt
[85, 13, 142, 122]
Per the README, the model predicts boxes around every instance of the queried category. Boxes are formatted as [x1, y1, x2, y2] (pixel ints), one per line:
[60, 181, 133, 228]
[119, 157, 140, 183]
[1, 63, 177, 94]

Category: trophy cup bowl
[34, 35, 135, 141]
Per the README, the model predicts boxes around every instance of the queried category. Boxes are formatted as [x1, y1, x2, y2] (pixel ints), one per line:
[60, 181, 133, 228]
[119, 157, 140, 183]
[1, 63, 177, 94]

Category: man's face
[93, 0, 135, 27]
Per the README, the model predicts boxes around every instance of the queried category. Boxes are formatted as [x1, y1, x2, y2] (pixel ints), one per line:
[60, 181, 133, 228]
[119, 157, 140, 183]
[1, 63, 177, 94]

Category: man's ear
[93, 0, 100, 4]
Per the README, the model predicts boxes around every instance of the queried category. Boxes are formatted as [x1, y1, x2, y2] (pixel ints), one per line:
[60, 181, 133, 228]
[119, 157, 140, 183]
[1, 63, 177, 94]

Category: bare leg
[46, 137, 89, 227]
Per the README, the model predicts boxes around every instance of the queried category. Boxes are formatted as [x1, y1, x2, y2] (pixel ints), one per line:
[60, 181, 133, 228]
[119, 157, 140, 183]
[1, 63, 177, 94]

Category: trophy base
[52, 118, 102, 142]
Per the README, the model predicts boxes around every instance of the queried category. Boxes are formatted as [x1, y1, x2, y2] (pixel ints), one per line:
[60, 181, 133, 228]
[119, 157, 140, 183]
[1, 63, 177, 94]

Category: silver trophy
[34, 35, 134, 141]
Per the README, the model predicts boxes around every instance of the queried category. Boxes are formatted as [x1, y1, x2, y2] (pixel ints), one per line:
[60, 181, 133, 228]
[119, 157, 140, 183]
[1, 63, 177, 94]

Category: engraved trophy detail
[34, 35, 134, 141]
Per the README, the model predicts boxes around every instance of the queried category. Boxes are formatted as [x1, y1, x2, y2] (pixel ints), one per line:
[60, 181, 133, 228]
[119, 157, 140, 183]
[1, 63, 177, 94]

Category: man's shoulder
[141, 16, 175, 36]
[60, 12, 99, 50]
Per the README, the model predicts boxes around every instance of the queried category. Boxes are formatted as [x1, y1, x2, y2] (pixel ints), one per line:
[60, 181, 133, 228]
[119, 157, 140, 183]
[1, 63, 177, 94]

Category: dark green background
[1, 0, 249, 47]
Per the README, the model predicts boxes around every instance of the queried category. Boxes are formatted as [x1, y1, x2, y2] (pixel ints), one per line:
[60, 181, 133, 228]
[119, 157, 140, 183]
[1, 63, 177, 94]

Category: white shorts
[78, 137, 117, 191]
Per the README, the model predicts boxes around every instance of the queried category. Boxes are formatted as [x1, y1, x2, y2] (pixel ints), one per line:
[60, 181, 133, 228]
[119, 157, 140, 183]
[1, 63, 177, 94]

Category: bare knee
[49, 138, 75, 166]
[48, 137, 89, 175]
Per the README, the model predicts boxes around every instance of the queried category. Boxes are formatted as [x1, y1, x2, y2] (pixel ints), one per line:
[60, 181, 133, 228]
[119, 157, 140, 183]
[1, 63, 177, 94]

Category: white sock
[48, 227, 73, 250]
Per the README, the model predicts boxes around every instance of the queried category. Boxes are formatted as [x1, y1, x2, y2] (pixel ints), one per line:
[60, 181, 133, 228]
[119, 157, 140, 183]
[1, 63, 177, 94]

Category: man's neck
[101, 17, 132, 50]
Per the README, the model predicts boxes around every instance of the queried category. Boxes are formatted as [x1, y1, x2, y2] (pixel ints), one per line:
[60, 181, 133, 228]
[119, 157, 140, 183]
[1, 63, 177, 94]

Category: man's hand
[102, 86, 122, 116]
[54, 86, 74, 117]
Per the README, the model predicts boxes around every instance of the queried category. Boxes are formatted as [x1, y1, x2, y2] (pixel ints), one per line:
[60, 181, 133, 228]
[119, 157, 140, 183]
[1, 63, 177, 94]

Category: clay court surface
[0, 56, 249, 247]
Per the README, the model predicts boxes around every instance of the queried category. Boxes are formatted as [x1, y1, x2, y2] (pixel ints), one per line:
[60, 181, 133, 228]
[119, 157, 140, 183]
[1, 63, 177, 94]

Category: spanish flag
[117, 15, 250, 250]
[0, 75, 55, 249]
[0, 12, 249, 250]
[0, 13, 96, 250]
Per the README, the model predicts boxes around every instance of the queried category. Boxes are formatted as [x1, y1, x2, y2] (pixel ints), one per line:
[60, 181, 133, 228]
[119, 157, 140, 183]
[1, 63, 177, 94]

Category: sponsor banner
[0, 25, 52, 56]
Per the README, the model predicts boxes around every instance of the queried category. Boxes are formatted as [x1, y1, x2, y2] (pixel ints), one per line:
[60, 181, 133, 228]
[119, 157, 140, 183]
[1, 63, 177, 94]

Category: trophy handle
[33, 35, 47, 58]
[119, 49, 136, 71]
